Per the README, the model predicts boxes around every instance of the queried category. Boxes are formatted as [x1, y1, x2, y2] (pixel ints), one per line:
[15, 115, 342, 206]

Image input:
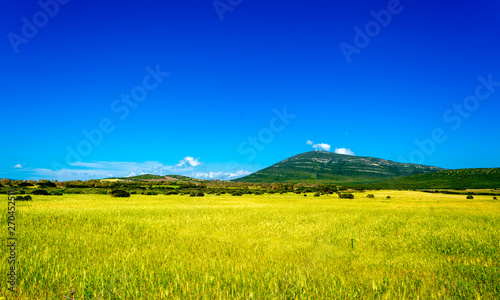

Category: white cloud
[312, 143, 331, 151]
[17, 157, 256, 182]
[189, 170, 251, 180]
[176, 156, 202, 167]
[334, 148, 355, 156]
[13, 164, 23, 169]
[307, 140, 331, 151]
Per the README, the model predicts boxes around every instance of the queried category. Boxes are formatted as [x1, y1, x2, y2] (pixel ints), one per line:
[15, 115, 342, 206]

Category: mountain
[358, 168, 500, 189]
[234, 151, 444, 183]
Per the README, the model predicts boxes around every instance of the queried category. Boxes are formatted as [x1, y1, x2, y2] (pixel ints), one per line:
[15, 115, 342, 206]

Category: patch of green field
[2, 191, 499, 299]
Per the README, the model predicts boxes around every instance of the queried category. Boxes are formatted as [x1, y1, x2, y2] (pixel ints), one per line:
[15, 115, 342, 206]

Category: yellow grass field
[2, 191, 499, 299]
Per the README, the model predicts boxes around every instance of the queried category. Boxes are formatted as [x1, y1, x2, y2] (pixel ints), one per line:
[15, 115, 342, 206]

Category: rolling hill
[234, 151, 444, 183]
[105, 174, 203, 182]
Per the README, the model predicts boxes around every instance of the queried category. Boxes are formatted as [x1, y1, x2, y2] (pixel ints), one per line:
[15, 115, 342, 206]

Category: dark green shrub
[304, 194, 307, 197]
[466, 195, 474, 199]
[314, 192, 320, 197]
[164, 191, 179, 195]
[196, 192, 205, 197]
[31, 189, 49, 195]
[19, 190, 25, 195]
[15, 196, 24, 201]
[386, 196, 391, 199]
[110, 189, 130, 197]
[338, 193, 354, 199]
[367, 194, 375, 198]
[18, 182, 34, 187]
[494, 197, 497, 200]
[24, 195, 32, 201]
[52, 191, 63, 196]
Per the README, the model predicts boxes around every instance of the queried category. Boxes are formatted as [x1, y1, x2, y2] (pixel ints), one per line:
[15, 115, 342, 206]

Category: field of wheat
[2, 191, 499, 299]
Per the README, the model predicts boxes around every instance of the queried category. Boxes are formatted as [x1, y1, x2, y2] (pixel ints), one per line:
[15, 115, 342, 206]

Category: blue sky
[2, 0, 500, 181]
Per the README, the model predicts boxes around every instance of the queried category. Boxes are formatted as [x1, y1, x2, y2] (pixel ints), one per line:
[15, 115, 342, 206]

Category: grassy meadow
[2, 191, 500, 299]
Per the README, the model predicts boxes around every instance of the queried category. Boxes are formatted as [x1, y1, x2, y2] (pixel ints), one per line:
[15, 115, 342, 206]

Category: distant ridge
[358, 168, 500, 189]
[106, 174, 203, 182]
[234, 151, 444, 183]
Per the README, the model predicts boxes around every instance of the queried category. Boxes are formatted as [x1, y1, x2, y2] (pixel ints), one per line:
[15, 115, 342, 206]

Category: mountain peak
[235, 151, 444, 183]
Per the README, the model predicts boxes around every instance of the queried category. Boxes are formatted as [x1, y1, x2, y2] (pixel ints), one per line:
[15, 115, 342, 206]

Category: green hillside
[234, 151, 444, 183]
[126, 174, 165, 180]
[357, 168, 500, 189]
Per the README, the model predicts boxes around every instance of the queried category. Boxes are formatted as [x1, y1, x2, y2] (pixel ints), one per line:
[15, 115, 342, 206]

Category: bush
[304, 194, 307, 197]
[14, 195, 32, 201]
[189, 191, 204, 197]
[144, 191, 157, 195]
[386, 196, 391, 199]
[31, 189, 49, 195]
[494, 196, 497, 200]
[231, 191, 243, 196]
[466, 195, 474, 199]
[19, 190, 25, 195]
[18, 182, 34, 187]
[338, 193, 354, 199]
[52, 191, 63, 196]
[314, 192, 320, 197]
[164, 191, 179, 195]
[367, 194, 375, 198]
[110, 189, 130, 197]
